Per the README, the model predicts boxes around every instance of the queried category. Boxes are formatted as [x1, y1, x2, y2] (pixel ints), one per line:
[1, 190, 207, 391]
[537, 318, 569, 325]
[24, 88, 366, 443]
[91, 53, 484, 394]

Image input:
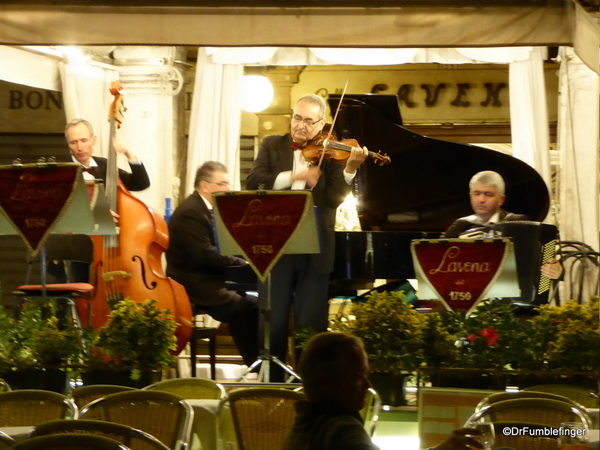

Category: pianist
[442, 170, 561, 280]
[165, 161, 259, 367]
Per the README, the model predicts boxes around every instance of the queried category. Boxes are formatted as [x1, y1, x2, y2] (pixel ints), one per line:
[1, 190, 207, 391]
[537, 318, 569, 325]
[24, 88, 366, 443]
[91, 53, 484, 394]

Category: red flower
[467, 334, 478, 344]
[480, 327, 499, 347]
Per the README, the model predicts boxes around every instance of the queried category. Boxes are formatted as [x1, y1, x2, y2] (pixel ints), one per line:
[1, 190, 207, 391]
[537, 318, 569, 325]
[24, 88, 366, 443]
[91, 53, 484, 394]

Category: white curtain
[186, 48, 243, 195]
[555, 47, 599, 302]
[59, 61, 119, 158]
[557, 47, 599, 245]
[508, 48, 552, 202]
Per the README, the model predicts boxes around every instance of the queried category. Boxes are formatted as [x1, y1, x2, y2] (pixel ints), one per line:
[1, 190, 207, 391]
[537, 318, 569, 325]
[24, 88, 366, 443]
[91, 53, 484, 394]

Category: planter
[369, 372, 409, 407]
[1, 368, 68, 393]
[426, 368, 599, 392]
[80, 370, 161, 389]
[429, 368, 503, 390]
[506, 369, 598, 391]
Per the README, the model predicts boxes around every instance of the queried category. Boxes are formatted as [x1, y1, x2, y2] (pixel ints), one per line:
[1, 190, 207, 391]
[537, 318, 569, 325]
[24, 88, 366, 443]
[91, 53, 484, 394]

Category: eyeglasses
[206, 181, 230, 188]
[291, 115, 323, 127]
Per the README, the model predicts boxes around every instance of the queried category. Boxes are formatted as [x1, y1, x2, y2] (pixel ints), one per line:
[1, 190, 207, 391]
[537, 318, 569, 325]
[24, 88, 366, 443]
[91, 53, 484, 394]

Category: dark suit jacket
[246, 133, 351, 274]
[442, 209, 529, 238]
[92, 156, 150, 192]
[165, 191, 245, 306]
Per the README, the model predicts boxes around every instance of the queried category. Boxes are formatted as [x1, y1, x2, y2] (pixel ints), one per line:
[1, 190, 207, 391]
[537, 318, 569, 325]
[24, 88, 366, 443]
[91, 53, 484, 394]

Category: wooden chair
[71, 384, 137, 410]
[143, 378, 226, 399]
[31, 419, 171, 450]
[79, 390, 193, 450]
[466, 398, 591, 429]
[475, 390, 588, 412]
[0, 390, 78, 427]
[8, 433, 130, 450]
[523, 384, 599, 408]
[223, 387, 305, 450]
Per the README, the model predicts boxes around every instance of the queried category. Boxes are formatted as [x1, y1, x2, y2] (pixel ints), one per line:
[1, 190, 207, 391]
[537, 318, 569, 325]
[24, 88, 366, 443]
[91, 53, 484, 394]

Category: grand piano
[328, 94, 550, 297]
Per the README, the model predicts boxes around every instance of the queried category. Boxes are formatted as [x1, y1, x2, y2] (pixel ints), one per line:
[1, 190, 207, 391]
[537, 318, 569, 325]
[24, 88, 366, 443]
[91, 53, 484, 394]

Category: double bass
[84, 82, 192, 353]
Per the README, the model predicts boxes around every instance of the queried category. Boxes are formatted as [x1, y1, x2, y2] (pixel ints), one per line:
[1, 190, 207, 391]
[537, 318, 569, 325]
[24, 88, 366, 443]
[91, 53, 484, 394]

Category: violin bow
[317, 80, 348, 169]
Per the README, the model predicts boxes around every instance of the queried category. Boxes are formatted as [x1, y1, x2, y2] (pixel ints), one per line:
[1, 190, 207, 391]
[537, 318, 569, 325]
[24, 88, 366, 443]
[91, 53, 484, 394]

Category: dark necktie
[83, 166, 97, 176]
[209, 209, 219, 249]
[291, 141, 302, 150]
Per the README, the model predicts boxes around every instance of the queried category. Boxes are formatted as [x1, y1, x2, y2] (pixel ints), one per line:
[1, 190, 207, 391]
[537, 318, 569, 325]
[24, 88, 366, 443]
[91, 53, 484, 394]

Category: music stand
[0, 161, 117, 300]
[213, 191, 320, 382]
[411, 237, 520, 314]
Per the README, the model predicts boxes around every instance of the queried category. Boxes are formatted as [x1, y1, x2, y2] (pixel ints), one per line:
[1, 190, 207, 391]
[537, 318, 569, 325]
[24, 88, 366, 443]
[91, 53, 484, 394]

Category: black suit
[246, 133, 351, 376]
[90, 156, 150, 192]
[165, 191, 258, 366]
[442, 209, 529, 238]
[49, 156, 150, 283]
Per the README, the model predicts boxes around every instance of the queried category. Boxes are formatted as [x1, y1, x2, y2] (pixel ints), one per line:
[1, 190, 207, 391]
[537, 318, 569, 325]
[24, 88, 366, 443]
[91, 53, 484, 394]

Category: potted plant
[0, 301, 82, 392]
[82, 298, 179, 387]
[331, 290, 457, 405]
[516, 297, 600, 388]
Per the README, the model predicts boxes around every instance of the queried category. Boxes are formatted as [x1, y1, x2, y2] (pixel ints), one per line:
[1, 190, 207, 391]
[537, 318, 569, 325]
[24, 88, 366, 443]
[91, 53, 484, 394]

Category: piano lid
[328, 94, 550, 232]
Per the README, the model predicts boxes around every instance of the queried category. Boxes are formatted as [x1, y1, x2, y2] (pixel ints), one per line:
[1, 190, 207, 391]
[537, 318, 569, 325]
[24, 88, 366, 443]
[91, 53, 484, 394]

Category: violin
[301, 130, 391, 166]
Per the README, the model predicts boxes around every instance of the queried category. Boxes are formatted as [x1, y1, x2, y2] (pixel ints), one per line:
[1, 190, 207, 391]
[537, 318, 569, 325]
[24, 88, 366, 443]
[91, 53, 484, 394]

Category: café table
[185, 399, 237, 450]
[0, 426, 33, 441]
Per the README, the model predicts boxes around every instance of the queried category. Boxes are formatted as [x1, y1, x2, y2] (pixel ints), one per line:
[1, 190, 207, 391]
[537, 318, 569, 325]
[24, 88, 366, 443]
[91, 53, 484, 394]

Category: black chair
[189, 307, 217, 380]
[554, 240, 599, 305]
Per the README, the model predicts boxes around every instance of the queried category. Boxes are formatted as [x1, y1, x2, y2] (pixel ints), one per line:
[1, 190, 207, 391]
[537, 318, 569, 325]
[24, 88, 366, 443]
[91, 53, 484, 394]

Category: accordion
[491, 221, 559, 305]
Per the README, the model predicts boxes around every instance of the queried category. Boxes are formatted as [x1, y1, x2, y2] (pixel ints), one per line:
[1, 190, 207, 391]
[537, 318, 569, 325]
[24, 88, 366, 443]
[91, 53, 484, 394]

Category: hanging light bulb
[240, 75, 274, 113]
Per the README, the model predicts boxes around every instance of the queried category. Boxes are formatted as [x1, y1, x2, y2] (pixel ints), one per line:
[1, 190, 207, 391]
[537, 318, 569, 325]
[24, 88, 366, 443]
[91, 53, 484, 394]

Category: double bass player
[65, 118, 150, 192]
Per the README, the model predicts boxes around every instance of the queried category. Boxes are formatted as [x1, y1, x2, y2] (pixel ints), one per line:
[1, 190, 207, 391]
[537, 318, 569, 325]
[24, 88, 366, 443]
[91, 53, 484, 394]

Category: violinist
[65, 118, 150, 192]
[246, 94, 368, 381]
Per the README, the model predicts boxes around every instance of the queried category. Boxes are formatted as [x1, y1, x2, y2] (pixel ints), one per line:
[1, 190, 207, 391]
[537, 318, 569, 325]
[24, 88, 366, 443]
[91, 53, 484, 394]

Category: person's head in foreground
[296, 332, 483, 450]
[299, 331, 370, 412]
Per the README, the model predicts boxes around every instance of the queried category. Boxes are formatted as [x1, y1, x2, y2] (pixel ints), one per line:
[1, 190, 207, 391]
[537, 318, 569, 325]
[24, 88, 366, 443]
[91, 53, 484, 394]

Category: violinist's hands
[344, 146, 369, 174]
[112, 135, 139, 162]
[541, 258, 562, 280]
[432, 428, 483, 450]
[293, 166, 322, 188]
[110, 210, 120, 224]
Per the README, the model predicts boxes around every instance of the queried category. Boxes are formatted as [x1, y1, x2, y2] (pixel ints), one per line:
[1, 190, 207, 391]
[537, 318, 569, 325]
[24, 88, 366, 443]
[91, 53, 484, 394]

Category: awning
[0, 1, 597, 72]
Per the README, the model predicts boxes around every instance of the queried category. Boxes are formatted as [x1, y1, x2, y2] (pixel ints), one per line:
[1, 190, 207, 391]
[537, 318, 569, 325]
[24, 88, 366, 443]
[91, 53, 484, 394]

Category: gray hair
[295, 94, 326, 119]
[194, 161, 228, 189]
[64, 118, 94, 140]
[469, 170, 505, 195]
[299, 332, 364, 396]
